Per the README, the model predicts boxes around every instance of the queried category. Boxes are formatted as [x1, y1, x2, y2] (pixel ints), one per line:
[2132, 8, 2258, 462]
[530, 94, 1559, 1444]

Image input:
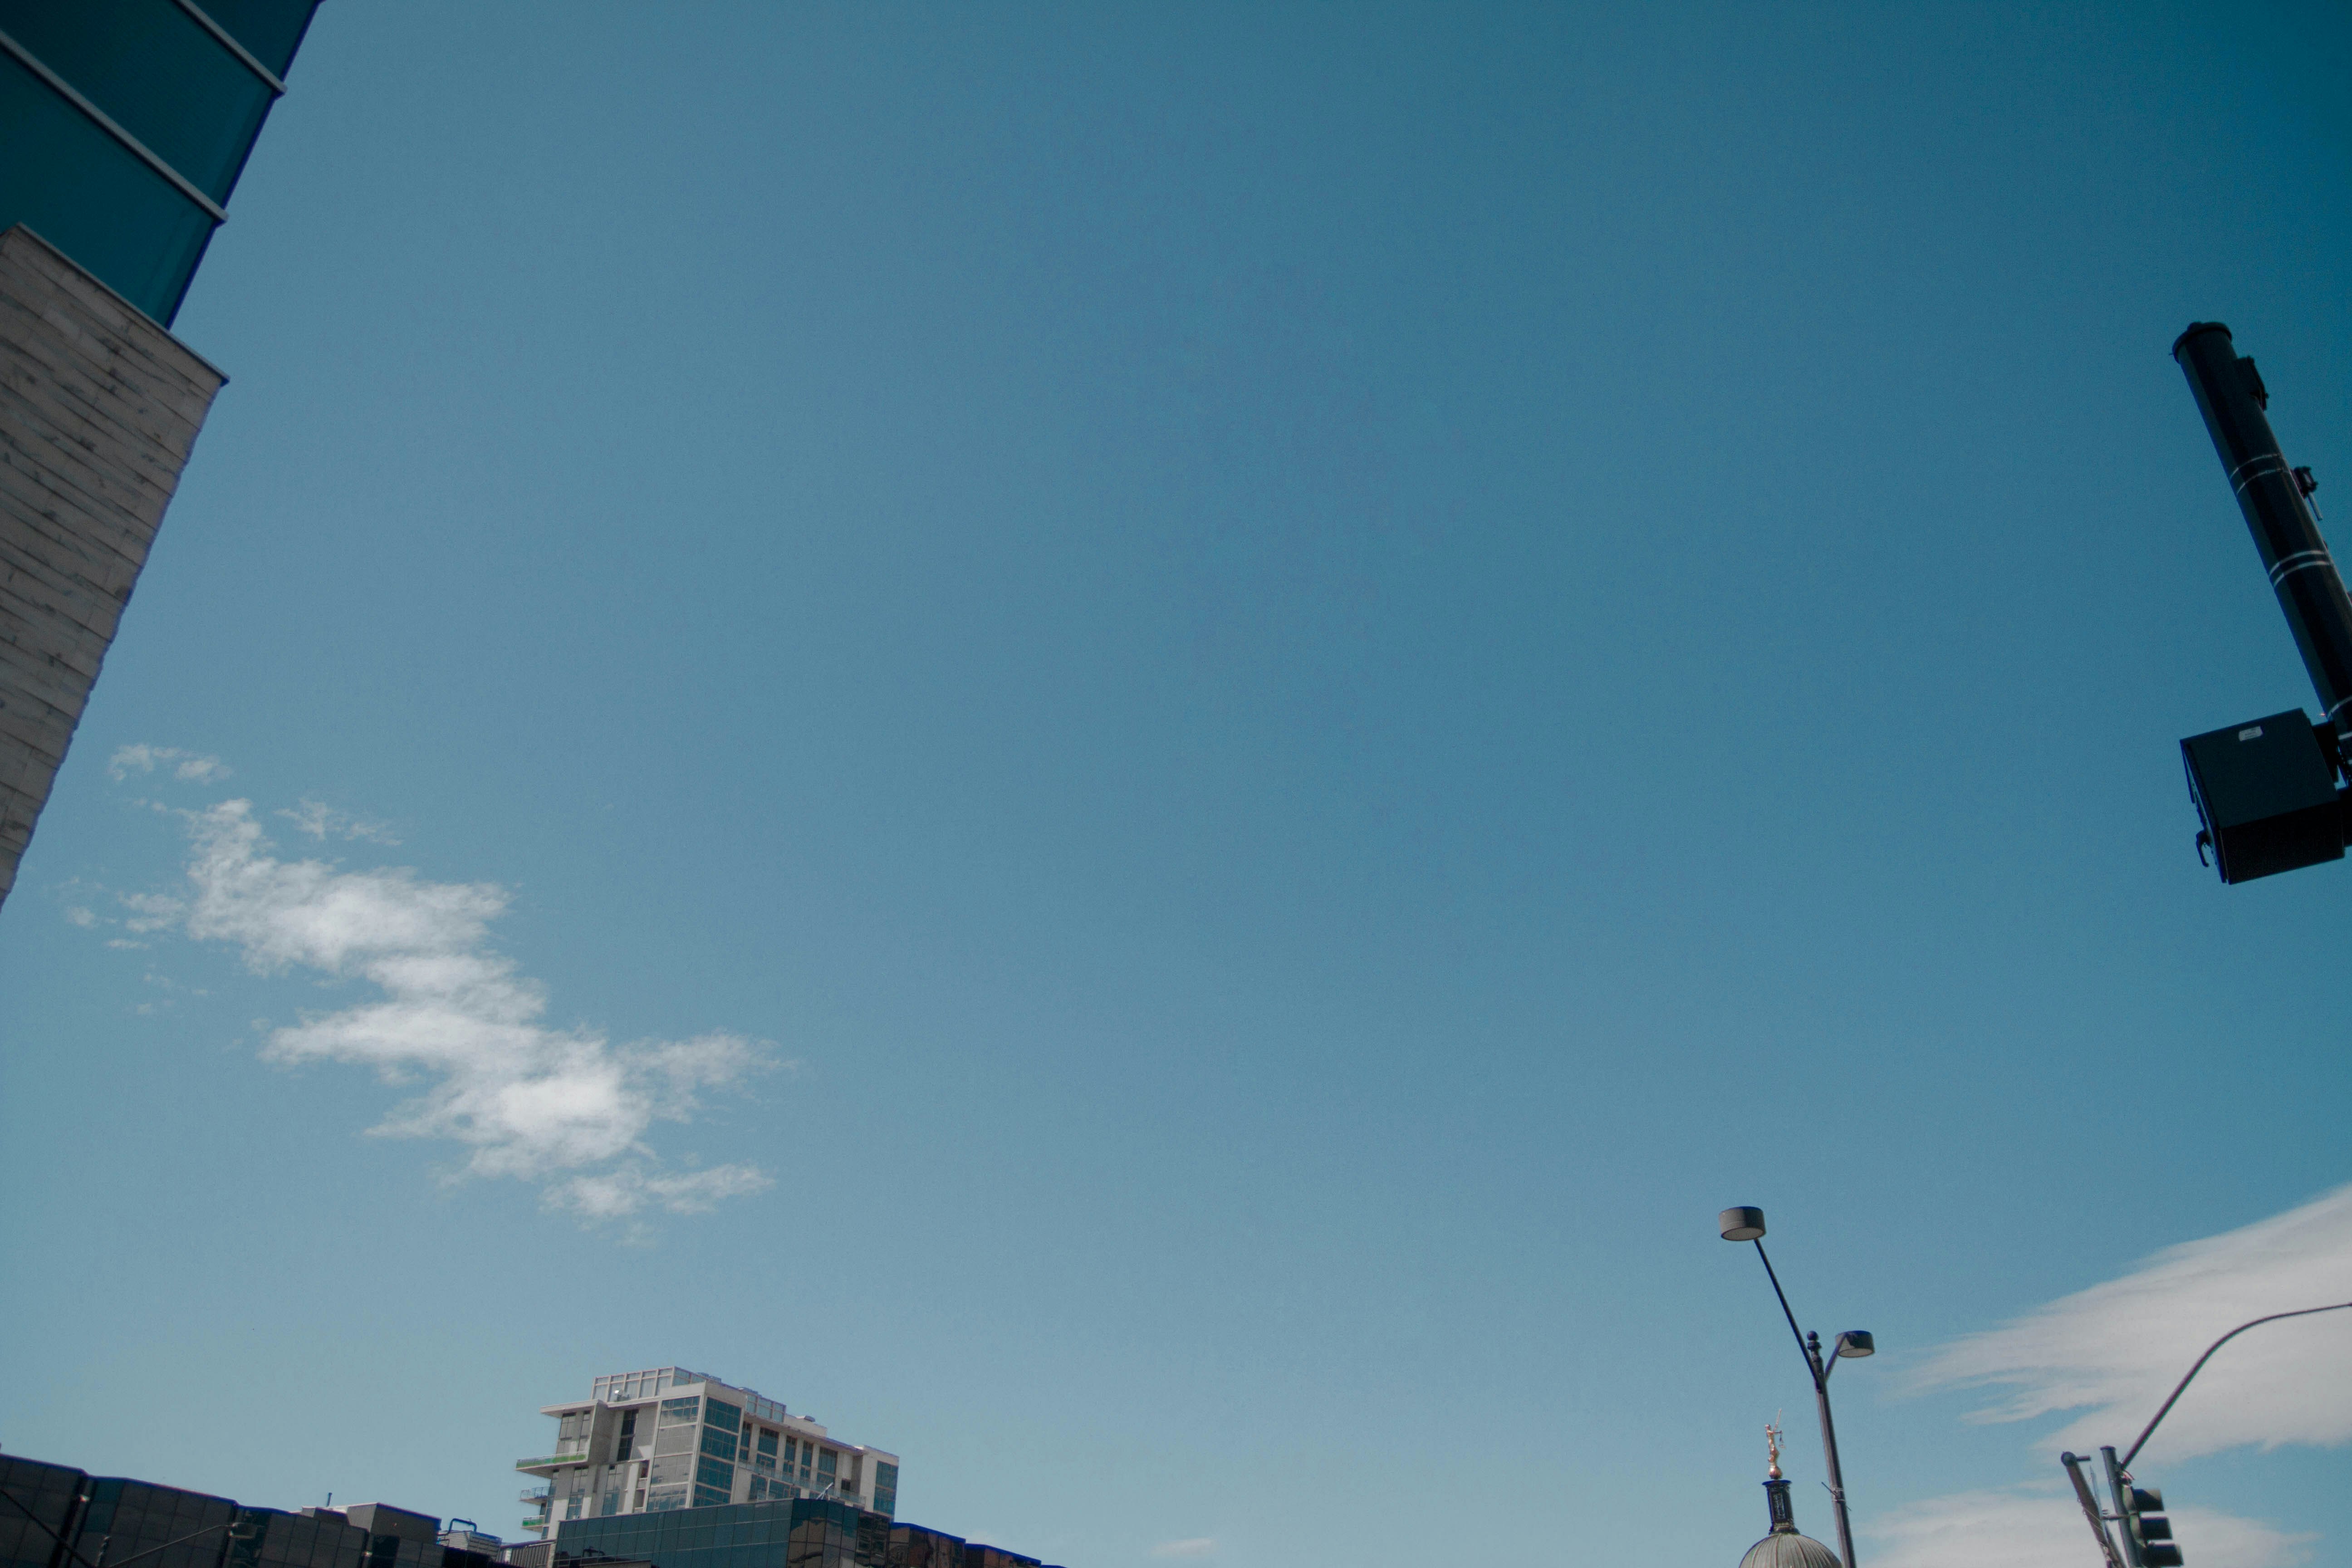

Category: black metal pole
[1751, 1242, 1860, 1568]
[2172, 323, 2352, 746]
[1807, 1332, 1859, 1568]
[2100, 1448, 2141, 1568]
[2121, 1299, 2352, 1467]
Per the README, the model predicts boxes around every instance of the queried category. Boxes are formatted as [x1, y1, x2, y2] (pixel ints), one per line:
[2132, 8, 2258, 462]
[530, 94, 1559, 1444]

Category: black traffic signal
[2122, 1484, 2184, 1568]
[2181, 710, 2346, 882]
[2171, 323, 2352, 884]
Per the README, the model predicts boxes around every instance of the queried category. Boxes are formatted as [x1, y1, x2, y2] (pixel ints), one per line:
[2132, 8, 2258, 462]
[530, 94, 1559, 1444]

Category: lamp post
[1720, 1205, 1873, 1568]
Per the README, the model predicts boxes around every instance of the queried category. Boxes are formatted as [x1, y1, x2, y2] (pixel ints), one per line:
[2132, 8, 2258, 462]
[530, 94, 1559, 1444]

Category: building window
[873, 1464, 897, 1519]
[615, 1410, 638, 1463]
[699, 1426, 739, 1463]
[659, 1397, 700, 1427]
[701, 1398, 744, 1433]
[695, 1457, 734, 1494]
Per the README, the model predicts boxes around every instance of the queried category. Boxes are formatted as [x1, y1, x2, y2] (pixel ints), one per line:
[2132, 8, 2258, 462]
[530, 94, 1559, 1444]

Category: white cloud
[64, 905, 97, 927]
[121, 892, 185, 933]
[141, 799, 771, 1220]
[1150, 1542, 1217, 1559]
[1906, 1187, 2352, 1461]
[549, 1162, 777, 1219]
[1866, 1487, 2311, 1568]
[110, 744, 230, 783]
[278, 799, 401, 844]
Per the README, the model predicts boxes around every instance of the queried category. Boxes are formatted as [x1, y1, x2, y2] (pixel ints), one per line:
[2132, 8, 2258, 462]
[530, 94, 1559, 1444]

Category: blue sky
[3, 3, 2349, 1566]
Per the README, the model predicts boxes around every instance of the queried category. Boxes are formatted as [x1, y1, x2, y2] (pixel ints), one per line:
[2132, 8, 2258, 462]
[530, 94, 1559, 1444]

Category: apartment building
[518, 1368, 900, 1535]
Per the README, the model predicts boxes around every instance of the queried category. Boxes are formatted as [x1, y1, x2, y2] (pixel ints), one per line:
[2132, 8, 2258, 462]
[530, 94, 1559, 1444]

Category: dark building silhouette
[0, 1455, 518, 1568]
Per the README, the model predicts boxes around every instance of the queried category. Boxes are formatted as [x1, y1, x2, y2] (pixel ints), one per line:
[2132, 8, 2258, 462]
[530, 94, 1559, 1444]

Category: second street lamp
[1720, 1205, 1873, 1568]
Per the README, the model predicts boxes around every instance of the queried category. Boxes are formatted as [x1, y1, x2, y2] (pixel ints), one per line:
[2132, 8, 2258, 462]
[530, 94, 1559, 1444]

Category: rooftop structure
[518, 1368, 900, 1536]
[0, 1453, 504, 1568]
[554, 1497, 1049, 1568]
[1738, 1428, 1840, 1568]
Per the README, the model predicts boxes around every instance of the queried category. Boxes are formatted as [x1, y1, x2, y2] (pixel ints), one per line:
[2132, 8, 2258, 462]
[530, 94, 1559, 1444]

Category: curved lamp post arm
[2121, 1300, 2352, 1467]
[1751, 1240, 1823, 1380]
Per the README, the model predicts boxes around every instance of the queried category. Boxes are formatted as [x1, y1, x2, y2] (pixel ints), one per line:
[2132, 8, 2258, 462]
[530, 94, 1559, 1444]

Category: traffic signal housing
[2171, 323, 2352, 885]
[2122, 1485, 2183, 1568]
[2180, 710, 2346, 882]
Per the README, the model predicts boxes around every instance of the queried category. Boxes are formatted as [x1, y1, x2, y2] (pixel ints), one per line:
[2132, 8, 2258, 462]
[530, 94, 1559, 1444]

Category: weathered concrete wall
[0, 224, 224, 910]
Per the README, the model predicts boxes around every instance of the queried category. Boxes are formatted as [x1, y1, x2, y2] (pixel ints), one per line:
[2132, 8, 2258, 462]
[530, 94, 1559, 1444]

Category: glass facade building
[521, 1370, 899, 1538]
[532, 1374, 1055, 1568]
[0, 1456, 87, 1568]
[0, 0, 320, 324]
[553, 1501, 1050, 1568]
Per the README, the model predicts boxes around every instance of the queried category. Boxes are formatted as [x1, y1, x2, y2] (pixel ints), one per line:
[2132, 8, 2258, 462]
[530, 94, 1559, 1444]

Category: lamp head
[1720, 1206, 1767, 1242]
[1834, 1330, 1876, 1359]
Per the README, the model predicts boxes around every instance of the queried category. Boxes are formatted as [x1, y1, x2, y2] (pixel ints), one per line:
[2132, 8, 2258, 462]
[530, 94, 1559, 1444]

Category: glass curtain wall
[557, 1499, 887, 1568]
[0, 0, 321, 323]
[0, 1457, 88, 1568]
[74, 1480, 243, 1568]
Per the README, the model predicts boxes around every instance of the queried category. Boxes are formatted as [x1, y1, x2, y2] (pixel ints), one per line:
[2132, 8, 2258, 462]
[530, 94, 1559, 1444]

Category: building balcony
[520, 1520, 550, 1535]
[520, 1489, 551, 1504]
[514, 1455, 588, 1474]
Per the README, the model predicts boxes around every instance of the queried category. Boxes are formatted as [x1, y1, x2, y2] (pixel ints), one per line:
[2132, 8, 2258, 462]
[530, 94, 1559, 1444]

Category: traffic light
[2171, 323, 2352, 884]
[2122, 1484, 2184, 1568]
[2181, 710, 2346, 882]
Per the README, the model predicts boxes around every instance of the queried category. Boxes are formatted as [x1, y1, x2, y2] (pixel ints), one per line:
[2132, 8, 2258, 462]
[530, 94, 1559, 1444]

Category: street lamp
[1719, 1205, 1872, 1568]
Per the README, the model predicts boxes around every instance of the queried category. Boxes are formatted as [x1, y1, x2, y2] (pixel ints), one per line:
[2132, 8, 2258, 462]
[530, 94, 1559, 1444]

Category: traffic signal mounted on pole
[2172, 323, 2352, 883]
[2121, 1485, 2182, 1568]
[2102, 1446, 2184, 1568]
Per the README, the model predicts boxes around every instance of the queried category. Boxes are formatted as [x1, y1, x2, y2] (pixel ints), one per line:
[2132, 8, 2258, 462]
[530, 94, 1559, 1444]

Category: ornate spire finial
[1765, 1418, 1784, 1480]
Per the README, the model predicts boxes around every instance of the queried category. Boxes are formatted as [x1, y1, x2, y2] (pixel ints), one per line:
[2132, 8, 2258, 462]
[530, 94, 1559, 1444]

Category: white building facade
[517, 1368, 900, 1537]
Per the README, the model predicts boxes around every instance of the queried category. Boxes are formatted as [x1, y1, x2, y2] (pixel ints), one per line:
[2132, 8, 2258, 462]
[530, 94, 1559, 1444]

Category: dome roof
[1738, 1532, 1841, 1568]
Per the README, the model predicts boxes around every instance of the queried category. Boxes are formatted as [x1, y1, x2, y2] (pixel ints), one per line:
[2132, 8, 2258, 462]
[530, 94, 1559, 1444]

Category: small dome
[1738, 1533, 1841, 1568]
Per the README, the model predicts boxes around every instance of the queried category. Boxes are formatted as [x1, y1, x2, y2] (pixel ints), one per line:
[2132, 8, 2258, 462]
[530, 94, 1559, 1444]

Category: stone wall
[0, 223, 224, 908]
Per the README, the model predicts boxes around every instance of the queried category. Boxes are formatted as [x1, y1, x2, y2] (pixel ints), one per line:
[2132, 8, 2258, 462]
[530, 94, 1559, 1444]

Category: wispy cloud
[1150, 1542, 1217, 1559]
[135, 798, 771, 1220]
[1872, 1191, 2352, 1568]
[1906, 1186, 2352, 1461]
[277, 798, 401, 845]
[1865, 1487, 2310, 1568]
[110, 744, 230, 783]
